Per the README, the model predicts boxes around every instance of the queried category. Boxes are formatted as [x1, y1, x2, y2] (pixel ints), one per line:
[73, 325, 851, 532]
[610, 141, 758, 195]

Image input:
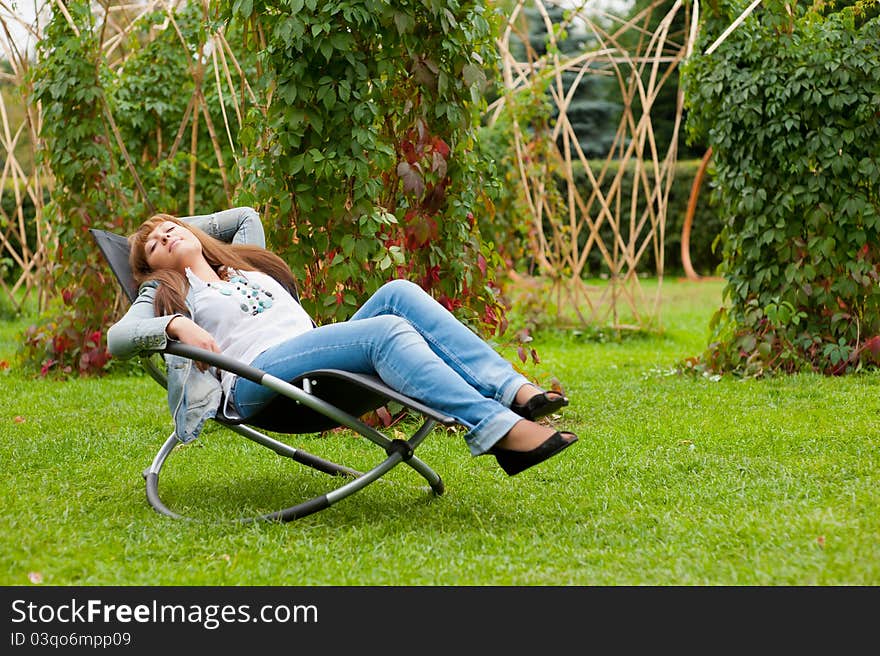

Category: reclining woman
[107, 207, 577, 476]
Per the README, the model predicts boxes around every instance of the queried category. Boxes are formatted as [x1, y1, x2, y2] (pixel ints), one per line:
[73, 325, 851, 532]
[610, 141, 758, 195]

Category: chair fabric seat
[219, 371, 392, 433]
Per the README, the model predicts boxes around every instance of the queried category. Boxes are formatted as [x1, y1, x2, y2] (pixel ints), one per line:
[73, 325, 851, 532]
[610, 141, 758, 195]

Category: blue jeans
[231, 279, 531, 455]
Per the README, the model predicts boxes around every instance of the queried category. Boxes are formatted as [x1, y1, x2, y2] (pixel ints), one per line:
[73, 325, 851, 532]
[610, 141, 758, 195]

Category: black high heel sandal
[488, 431, 578, 476]
[510, 391, 569, 421]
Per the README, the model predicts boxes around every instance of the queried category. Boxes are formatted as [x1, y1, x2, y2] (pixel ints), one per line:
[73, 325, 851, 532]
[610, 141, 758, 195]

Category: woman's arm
[108, 282, 222, 362]
[106, 282, 180, 359]
[180, 206, 266, 247]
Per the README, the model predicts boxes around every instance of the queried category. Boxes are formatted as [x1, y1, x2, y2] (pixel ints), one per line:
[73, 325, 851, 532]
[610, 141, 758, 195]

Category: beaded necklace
[205, 267, 274, 315]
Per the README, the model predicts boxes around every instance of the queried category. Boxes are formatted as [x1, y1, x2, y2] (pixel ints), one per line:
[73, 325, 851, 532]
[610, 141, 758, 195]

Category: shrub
[681, 2, 880, 376]
[225, 0, 507, 335]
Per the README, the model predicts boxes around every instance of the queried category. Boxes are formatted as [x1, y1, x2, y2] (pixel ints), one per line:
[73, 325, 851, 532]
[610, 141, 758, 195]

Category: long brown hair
[129, 214, 298, 316]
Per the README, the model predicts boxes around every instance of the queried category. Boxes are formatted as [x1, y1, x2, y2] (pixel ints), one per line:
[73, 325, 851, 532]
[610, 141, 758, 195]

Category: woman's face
[143, 221, 203, 273]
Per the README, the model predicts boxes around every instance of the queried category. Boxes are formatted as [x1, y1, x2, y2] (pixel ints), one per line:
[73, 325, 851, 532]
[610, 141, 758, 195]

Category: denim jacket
[106, 207, 265, 443]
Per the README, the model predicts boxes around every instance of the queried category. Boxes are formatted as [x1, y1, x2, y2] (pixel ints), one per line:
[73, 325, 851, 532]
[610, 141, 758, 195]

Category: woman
[107, 207, 577, 476]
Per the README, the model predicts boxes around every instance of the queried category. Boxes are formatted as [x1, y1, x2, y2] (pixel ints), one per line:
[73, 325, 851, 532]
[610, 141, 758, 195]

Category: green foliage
[225, 0, 507, 334]
[22, 0, 509, 376]
[681, 3, 880, 376]
[106, 4, 237, 215]
[23, 2, 248, 376]
[26, 0, 129, 376]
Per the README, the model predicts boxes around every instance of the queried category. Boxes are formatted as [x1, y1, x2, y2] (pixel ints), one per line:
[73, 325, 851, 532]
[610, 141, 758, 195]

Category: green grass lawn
[2, 278, 878, 585]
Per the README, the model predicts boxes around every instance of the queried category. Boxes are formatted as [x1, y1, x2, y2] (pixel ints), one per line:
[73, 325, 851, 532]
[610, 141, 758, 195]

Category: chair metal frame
[90, 228, 455, 523]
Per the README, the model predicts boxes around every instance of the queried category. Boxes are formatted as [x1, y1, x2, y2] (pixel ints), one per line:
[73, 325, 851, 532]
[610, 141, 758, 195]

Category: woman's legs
[232, 312, 528, 455]
[358, 281, 569, 421]
[350, 279, 531, 407]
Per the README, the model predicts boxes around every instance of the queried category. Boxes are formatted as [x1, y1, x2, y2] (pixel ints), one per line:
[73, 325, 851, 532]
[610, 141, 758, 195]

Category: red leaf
[437, 294, 461, 312]
[404, 215, 437, 249]
[397, 161, 425, 196]
[431, 150, 447, 177]
[861, 335, 880, 364]
[401, 140, 418, 164]
[432, 137, 450, 158]
[421, 265, 441, 289]
[477, 254, 487, 277]
[482, 304, 499, 330]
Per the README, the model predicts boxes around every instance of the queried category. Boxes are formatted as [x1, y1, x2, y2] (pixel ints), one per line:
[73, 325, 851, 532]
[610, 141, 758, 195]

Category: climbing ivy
[223, 0, 507, 332]
[24, 2, 243, 375]
[25, 1, 129, 376]
[680, 2, 880, 376]
[107, 3, 240, 215]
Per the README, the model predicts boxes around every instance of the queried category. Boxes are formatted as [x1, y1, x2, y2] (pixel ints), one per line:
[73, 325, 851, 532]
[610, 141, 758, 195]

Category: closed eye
[148, 224, 176, 254]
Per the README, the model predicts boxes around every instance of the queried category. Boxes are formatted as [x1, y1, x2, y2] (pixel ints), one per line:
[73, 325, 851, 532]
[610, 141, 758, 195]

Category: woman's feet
[488, 420, 578, 476]
[511, 384, 569, 421]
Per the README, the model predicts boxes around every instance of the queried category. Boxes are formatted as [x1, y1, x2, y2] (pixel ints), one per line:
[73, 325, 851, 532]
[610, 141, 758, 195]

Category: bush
[681, 2, 880, 376]
[227, 0, 507, 335]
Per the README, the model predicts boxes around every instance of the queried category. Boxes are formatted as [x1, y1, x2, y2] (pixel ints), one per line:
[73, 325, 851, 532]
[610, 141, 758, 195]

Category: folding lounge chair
[90, 228, 456, 523]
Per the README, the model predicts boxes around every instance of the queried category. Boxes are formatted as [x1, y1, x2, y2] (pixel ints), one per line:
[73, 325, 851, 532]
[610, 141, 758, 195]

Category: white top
[185, 268, 314, 409]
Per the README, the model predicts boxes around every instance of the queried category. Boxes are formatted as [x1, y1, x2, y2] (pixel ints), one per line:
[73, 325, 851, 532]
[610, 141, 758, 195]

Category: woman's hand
[166, 316, 221, 371]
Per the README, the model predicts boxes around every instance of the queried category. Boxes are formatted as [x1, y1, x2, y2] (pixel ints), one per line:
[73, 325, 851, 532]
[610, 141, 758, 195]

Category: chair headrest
[89, 228, 139, 302]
